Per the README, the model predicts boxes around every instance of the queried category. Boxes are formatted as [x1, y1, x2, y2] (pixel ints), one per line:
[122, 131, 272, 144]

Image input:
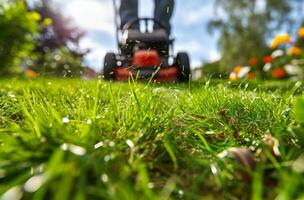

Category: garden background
[2, 0, 304, 199]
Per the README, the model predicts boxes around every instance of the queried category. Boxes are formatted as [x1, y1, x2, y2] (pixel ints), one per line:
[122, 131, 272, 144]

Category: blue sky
[33, 0, 221, 71]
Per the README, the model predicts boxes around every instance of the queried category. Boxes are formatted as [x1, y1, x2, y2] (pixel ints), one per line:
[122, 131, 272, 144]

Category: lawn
[1, 78, 304, 200]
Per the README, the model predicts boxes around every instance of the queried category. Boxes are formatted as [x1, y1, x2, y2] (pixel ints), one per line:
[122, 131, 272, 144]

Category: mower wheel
[176, 52, 191, 82]
[104, 53, 116, 80]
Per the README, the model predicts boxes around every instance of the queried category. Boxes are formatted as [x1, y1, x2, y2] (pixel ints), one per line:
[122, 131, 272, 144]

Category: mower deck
[115, 66, 179, 81]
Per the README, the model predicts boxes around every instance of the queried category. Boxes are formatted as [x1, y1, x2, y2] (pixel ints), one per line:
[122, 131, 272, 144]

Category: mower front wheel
[176, 52, 191, 82]
[103, 53, 117, 80]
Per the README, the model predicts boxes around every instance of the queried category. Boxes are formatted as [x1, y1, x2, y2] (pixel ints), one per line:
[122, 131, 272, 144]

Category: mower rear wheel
[176, 52, 191, 82]
[103, 53, 116, 80]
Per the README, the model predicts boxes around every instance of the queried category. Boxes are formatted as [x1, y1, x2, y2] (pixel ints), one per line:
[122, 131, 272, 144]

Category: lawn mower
[103, 0, 191, 82]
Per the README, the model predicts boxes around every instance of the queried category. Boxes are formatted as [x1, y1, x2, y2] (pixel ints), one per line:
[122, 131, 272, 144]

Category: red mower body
[132, 50, 160, 67]
[115, 50, 179, 81]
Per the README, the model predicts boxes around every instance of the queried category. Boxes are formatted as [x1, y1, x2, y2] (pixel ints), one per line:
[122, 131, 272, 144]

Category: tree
[28, 0, 87, 76]
[0, 0, 40, 75]
[208, 0, 292, 73]
[294, 0, 304, 47]
[32, 0, 84, 52]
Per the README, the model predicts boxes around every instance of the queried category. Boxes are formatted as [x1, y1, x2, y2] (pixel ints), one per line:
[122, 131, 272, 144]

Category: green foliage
[294, 96, 304, 124]
[0, 79, 304, 199]
[209, 0, 292, 72]
[291, 96, 304, 145]
[201, 61, 228, 78]
[27, 0, 86, 76]
[0, 0, 86, 76]
[34, 47, 84, 77]
[0, 0, 40, 74]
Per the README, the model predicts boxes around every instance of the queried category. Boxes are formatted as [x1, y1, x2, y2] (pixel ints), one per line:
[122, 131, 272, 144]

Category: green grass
[0, 78, 304, 199]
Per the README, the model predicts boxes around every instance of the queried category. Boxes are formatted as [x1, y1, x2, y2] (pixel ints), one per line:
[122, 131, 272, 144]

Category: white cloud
[255, 0, 266, 14]
[64, 0, 115, 35]
[176, 40, 202, 54]
[183, 5, 214, 25]
[208, 49, 221, 62]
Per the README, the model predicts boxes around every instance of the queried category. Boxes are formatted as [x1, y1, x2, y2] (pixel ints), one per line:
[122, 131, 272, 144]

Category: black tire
[176, 52, 191, 82]
[103, 53, 116, 80]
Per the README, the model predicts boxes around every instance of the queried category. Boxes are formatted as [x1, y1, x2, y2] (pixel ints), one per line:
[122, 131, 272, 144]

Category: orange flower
[25, 69, 38, 78]
[271, 34, 292, 49]
[263, 56, 273, 63]
[298, 27, 304, 37]
[233, 65, 243, 74]
[248, 57, 258, 65]
[272, 68, 286, 79]
[287, 47, 302, 55]
[229, 72, 238, 81]
[247, 73, 256, 80]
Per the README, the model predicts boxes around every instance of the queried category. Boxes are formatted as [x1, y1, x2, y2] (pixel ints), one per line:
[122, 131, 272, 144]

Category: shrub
[35, 46, 85, 77]
[0, 0, 40, 75]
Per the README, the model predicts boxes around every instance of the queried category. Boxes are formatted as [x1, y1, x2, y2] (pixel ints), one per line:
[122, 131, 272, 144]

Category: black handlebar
[123, 18, 168, 33]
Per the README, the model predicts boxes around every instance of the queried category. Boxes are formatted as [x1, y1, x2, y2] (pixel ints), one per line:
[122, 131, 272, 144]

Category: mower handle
[123, 18, 168, 33]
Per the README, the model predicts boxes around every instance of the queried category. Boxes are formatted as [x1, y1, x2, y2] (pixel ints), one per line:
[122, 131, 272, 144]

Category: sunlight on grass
[0, 78, 304, 199]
